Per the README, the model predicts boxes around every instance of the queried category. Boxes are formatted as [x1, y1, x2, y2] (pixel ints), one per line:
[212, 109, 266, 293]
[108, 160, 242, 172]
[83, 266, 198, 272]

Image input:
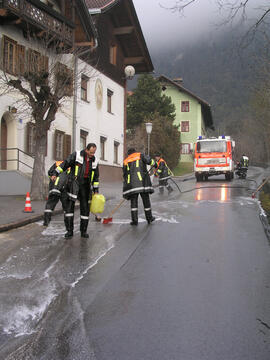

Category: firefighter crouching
[154, 152, 173, 194]
[51, 143, 99, 239]
[123, 148, 155, 225]
[43, 161, 69, 226]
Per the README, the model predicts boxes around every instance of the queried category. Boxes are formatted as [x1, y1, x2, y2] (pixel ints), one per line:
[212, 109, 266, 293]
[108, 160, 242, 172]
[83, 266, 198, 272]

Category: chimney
[173, 77, 183, 84]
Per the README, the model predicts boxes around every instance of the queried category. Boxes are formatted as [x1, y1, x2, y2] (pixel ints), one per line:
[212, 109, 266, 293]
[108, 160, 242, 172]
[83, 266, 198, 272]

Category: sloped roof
[158, 75, 214, 130]
[86, 0, 153, 73]
[85, 0, 120, 11]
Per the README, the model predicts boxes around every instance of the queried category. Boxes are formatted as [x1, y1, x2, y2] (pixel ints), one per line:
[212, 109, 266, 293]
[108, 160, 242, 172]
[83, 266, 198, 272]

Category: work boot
[145, 209, 155, 225]
[159, 187, 164, 195]
[80, 218, 89, 238]
[43, 212, 51, 226]
[167, 185, 174, 194]
[64, 215, 74, 238]
[130, 210, 138, 226]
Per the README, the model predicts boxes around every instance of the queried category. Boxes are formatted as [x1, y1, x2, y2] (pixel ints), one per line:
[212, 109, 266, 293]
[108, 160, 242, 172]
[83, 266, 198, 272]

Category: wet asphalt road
[0, 167, 269, 359]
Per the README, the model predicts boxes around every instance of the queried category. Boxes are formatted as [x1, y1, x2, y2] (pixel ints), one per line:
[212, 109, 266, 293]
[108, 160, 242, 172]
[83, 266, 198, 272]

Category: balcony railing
[0, 147, 34, 172]
[1, 0, 74, 44]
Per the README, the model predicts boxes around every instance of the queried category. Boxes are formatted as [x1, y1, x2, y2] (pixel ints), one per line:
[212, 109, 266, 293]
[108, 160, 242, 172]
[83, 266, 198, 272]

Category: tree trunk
[30, 133, 47, 200]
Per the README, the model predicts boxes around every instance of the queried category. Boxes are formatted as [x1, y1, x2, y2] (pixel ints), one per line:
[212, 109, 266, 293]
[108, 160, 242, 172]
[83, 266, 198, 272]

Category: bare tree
[161, 0, 270, 44]
[0, 31, 97, 199]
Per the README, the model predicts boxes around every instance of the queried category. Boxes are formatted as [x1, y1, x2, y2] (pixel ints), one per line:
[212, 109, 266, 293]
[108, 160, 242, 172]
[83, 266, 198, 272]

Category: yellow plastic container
[90, 194, 106, 214]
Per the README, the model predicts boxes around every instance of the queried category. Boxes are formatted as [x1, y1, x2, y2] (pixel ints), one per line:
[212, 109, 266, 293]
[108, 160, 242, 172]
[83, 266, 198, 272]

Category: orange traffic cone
[23, 192, 34, 213]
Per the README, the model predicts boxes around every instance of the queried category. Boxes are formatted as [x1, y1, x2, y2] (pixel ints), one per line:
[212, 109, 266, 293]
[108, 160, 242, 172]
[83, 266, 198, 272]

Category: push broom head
[102, 217, 112, 224]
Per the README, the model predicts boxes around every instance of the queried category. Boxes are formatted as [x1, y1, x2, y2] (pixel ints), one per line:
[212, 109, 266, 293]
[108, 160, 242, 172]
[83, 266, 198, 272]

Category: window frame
[181, 101, 190, 112]
[100, 136, 107, 161]
[3, 35, 17, 75]
[107, 89, 113, 113]
[181, 121, 190, 132]
[180, 143, 191, 155]
[109, 44, 117, 65]
[81, 75, 89, 102]
[80, 129, 88, 149]
[113, 141, 120, 164]
[54, 129, 65, 161]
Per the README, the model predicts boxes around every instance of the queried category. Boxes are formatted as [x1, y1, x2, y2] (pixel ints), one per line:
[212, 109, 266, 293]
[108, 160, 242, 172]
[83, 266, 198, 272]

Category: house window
[81, 75, 89, 101]
[28, 49, 48, 76]
[3, 36, 17, 75]
[55, 62, 73, 96]
[100, 136, 107, 160]
[181, 143, 191, 154]
[55, 130, 64, 160]
[27, 122, 47, 156]
[109, 45, 117, 65]
[181, 101, 190, 112]
[80, 130, 88, 149]
[114, 141, 119, 164]
[181, 121, 190, 132]
[54, 131, 71, 160]
[107, 89, 113, 113]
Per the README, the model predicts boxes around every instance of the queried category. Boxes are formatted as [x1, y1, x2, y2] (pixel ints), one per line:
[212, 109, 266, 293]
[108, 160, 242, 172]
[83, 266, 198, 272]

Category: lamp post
[123, 65, 135, 156]
[145, 122, 152, 156]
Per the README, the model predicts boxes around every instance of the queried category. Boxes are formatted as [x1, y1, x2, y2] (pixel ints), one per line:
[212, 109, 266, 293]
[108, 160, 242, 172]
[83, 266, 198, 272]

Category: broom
[102, 198, 126, 224]
[251, 176, 270, 198]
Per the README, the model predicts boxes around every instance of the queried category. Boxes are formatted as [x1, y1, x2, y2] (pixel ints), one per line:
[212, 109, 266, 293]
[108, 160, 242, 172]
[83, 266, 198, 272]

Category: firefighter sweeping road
[0, 167, 269, 359]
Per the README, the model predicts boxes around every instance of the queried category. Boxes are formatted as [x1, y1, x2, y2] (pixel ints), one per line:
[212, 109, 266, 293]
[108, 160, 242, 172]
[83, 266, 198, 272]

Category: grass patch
[173, 162, 194, 176]
[259, 182, 270, 221]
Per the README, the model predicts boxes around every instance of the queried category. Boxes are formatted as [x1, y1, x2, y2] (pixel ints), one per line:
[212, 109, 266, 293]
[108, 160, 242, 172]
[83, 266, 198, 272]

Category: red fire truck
[194, 136, 235, 181]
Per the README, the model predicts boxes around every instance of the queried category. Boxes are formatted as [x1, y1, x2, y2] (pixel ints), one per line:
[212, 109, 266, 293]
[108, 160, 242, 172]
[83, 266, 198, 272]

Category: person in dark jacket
[43, 161, 69, 226]
[51, 143, 99, 238]
[154, 152, 173, 194]
[123, 148, 156, 225]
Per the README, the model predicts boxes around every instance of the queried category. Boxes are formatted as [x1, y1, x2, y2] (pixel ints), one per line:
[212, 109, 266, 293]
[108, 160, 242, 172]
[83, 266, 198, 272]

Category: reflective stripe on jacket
[156, 158, 171, 180]
[53, 150, 99, 201]
[123, 152, 154, 199]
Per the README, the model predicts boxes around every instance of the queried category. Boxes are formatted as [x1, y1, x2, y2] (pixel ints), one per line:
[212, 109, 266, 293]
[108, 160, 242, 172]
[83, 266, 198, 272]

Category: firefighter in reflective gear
[154, 152, 173, 194]
[43, 161, 69, 226]
[123, 148, 155, 225]
[240, 154, 249, 168]
[51, 143, 99, 238]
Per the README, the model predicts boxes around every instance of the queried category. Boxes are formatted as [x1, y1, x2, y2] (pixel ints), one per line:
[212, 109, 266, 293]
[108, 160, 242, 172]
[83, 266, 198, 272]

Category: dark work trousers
[65, 178, 91, 234]
[130, 192, 153, 223]
[159, 178, 173, 194]
[44, 180, 68, 225]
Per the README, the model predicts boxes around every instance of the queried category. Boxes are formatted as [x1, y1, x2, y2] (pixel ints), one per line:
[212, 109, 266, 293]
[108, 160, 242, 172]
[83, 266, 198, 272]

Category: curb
[0, 195, 119, 233]
[0, 208, 64, 233]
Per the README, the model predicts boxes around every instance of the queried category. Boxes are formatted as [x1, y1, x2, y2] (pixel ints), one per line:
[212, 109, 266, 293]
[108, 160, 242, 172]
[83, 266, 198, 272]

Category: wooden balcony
[0, 0, 74, 45]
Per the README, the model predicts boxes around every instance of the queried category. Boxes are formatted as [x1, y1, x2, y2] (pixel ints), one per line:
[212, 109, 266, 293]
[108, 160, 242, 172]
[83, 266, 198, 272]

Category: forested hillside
[149, 28, 270, 163]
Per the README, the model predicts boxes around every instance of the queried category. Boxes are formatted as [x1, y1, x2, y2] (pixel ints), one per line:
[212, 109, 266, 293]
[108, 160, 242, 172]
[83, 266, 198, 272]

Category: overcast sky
[132, 0, 269, 51]
[132, 0, 223, 50]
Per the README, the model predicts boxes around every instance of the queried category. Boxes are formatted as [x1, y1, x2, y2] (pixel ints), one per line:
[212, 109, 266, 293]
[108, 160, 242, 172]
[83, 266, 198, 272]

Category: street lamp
[124, 65, 135, 80]
[145, 122, 152, 156]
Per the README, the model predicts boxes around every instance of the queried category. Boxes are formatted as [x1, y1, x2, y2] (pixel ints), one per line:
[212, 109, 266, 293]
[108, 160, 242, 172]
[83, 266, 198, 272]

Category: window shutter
[17, 44, 25, 76]
[64, 134, 71, 159]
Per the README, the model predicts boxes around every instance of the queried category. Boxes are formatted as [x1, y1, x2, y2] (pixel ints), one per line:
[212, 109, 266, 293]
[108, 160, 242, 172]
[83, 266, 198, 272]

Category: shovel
[102, 198, 126, 224]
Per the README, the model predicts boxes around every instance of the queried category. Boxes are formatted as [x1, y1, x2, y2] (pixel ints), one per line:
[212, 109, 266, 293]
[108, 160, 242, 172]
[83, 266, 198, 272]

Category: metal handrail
[0, 148, 34, 171]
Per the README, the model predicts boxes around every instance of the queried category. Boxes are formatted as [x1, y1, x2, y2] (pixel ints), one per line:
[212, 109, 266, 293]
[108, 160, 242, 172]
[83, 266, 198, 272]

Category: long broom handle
[252, 176, 270, 196]
[109, 198, 126, 217]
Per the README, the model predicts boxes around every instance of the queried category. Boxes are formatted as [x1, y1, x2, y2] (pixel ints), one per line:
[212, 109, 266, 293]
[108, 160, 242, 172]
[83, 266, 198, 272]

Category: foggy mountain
[148, 28, 262, 132]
